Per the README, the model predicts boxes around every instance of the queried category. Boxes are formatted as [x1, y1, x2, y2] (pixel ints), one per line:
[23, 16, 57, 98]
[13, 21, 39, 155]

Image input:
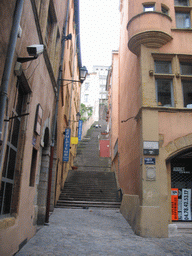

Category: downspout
[45, 0, 70, 224]
[68, 35, 78, 129]
[0, 0, 24, 179]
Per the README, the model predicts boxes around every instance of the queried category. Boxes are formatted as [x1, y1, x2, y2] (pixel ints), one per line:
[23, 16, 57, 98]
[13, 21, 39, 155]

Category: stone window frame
[161, 4, 169, 15]
[152, 55, 175, 108]
[174, 1, 192, 29]
[178, 56, 192, 108]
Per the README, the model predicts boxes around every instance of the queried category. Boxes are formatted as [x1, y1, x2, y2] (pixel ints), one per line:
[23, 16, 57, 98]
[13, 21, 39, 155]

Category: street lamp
[79, 66, 88, 83]
[60, 66, 88, 84]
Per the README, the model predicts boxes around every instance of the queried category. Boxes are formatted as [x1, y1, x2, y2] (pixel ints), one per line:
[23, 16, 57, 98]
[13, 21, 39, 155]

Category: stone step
[56, 170, 120, 209]
[59, 194, 119, 201]
[59, 197, 120, 202]
[56, 200, 121, 208]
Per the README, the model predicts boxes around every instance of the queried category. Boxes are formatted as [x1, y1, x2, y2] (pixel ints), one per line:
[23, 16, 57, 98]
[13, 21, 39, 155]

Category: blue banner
[78, 120, 83, 141]
[63, 128, 71, 162]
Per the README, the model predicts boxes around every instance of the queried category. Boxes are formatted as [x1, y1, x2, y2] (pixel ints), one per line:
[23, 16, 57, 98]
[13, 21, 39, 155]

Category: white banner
[182, 189, 191, 221]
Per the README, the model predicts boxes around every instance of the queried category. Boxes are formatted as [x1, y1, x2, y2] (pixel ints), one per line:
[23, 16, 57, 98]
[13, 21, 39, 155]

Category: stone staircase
[56, 170, 121, 209]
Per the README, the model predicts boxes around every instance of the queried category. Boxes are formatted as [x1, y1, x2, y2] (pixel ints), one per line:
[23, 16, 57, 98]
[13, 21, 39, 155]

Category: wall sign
[71, 137, 78, 145]
[171, 188, 191, 221]
[143, 141, 159, 155]
[146, 166, 156, 181]
[144, 157, 156, 165]
[171, 188, 178, 221]
[182, 189, 191, 221]
[78, 120, 83, 141]
[63, 128, 71, 162]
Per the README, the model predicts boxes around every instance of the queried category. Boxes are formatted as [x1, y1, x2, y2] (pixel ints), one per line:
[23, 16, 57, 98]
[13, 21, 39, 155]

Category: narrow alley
[16, 121, 192, 256]
[16, 207, 192, 256]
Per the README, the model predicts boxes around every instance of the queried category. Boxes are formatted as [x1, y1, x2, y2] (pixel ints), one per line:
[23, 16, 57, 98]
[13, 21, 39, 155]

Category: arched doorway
[171, 148, 192, 222]
[36, 127, 50, 225]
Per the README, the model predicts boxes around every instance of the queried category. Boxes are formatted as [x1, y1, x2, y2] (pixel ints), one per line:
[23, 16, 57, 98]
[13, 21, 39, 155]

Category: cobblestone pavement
[16, 208, 192, 256]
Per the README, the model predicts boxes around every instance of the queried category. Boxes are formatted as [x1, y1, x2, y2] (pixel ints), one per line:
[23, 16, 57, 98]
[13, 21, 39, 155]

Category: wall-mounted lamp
[76, 112, 81, 122]
[70, 112, 81, 123]
[17, 44, 44, 63]
[61, 66, 88, 84]
[79, 66, 88, 83]
[63, 33, 72, 41]
[149, 70, 154, 76]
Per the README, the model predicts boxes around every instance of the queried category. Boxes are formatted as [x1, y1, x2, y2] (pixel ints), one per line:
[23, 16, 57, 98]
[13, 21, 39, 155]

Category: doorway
[171, 149, 192, 221]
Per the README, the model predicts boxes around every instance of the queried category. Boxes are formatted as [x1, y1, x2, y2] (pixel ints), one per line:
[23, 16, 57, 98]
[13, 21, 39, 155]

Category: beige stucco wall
[118, 0, 192, 238]
[0, 0, 70, 255]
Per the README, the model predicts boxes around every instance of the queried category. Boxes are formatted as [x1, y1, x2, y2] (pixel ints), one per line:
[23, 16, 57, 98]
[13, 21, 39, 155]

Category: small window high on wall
[174, 0, 189, 6]
[143, 4, 155, 12]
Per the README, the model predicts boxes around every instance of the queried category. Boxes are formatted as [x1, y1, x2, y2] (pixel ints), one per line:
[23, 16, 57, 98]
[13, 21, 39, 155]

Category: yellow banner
[71, 137, 78, 144]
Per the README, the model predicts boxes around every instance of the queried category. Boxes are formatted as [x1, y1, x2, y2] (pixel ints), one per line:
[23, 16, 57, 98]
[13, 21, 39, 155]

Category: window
[180, 62, 192, 107]
[155, 61, 172, 74]
[29, 148, 38, 187]
[0, 82, 24, 215]
[161, 5, 169, 15]
[174, 0, 189, 6]
[175, 12, 191, 28]
[156, 79, 174, 107]
[143, 4, 155, 12]
[154, 61, 174, 107]
[180, 62, 192, 75]
[45, 3, 57, 49]
[85, 83, 89, 90]
[182, 81, 192, 107]
[84, 94, 89, 103]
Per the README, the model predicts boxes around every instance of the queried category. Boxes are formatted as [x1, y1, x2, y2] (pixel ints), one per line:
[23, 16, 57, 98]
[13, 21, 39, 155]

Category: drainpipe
[68, 35, 78, 129]
[0, 0, 24, 181]
[45, 0, 70, 224]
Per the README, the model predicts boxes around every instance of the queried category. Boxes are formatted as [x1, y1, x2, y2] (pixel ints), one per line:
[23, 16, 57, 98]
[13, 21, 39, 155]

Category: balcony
[127, 12, 173, 55]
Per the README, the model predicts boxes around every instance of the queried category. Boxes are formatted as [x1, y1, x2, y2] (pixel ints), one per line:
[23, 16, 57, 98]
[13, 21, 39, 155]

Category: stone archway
[164, 133, 192, 223]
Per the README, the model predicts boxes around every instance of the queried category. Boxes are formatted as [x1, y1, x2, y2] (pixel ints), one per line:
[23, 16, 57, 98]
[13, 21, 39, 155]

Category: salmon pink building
[113, 0, 192, 237]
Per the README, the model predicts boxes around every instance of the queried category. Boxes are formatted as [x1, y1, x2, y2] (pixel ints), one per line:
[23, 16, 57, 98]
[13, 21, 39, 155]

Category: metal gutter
[74, 0, 82, 68]
[0, 0, 24, 142]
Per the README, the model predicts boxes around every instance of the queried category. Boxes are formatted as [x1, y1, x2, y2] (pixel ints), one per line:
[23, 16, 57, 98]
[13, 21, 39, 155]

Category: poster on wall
[178, 189, 182, 220]
[171, 188, 191, 221]
[171, 188, 178, 221]
[182, 189, 191, 221]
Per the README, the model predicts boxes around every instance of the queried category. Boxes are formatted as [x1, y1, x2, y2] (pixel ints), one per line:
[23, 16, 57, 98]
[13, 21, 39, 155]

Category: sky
[79, 0, 120, 72]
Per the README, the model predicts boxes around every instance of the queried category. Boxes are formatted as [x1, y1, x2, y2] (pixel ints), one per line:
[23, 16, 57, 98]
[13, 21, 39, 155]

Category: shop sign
[171, 188, 191, 221]
[171, 188, 178, 221]
[144, 157, 156, 165]
[173, 167, 190, 174]
[63, 128, 71, 162]
[71, 137, 78, 145]
[78, 120, 83, 141]
[143, 141, 159, 155]
[182, 189, 191, 221]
